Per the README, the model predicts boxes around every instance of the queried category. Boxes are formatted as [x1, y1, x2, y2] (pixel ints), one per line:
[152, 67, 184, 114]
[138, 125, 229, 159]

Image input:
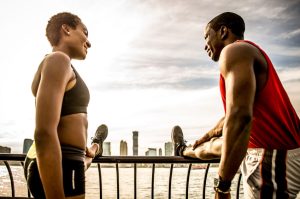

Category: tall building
[120, 140, 128, 156]
[165, 142, 173, 156]
[0, 146, 11, 153]
[132, 131, 138, 156]
[103, 142, 111, 156]
[158, 148, 162, 156]
[23, 138, 33, 154]
[145, 148, 157, 156]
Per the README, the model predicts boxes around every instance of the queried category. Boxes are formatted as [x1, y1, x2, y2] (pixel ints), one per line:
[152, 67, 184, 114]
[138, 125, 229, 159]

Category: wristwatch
[213, 176, 231, 193]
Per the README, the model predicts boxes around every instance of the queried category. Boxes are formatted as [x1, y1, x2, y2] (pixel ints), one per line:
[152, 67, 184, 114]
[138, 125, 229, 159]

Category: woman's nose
[86, 40, 91, 48]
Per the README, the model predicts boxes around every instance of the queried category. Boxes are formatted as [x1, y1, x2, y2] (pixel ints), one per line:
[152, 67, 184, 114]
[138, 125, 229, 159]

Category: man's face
[204, 24, 223, 62]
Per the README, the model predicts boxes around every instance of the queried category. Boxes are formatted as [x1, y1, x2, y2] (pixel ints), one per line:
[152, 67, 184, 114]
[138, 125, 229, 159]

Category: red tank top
[220, 40, 300, 149]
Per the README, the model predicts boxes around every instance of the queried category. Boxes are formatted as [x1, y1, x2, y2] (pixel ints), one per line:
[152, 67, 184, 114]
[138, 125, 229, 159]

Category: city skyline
[0, 137, 175, 156]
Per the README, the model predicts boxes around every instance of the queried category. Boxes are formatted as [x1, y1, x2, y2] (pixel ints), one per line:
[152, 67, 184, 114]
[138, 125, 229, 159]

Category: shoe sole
[171, 125, 184, 156]
[96, 124, 108, 140]
[94, 124, 108, 157]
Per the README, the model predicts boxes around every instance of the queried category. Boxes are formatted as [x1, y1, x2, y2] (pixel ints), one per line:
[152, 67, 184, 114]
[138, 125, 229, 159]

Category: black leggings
[24, 147, 85, 198]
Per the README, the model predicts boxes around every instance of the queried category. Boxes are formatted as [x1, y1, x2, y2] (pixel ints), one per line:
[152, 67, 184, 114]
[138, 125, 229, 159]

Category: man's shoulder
[220, 41, 259, 63]
[219, 41, 258, 74]
[223, 41, 256, 55]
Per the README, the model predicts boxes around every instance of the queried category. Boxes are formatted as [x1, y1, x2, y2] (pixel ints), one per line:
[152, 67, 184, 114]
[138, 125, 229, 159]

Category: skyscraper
[103, 142, 111, 156]
[145, 148, 157, 156]
[164, 142, 173, 156]
[132, 131, 138, 156]
[23, 138, 33, 154]
[120, 140, 128, 156]
[0, 146, 11, 153]
[158, 148, 162, 156]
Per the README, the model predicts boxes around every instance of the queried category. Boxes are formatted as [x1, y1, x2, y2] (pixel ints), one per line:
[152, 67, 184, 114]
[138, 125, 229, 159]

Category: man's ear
[61, 24, 71, 36]
[219, 25, 228, 40]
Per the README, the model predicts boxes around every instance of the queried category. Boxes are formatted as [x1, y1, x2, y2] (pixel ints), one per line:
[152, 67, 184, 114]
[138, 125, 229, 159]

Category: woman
[24, 12, 108, 199]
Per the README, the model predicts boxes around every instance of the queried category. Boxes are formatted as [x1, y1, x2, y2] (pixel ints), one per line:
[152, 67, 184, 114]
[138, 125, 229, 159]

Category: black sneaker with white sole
[171, 125, 187, 156]
[91, 124, 108, 157]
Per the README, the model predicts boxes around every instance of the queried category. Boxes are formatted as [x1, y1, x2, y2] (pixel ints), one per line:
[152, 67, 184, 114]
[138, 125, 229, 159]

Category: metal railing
[0, 154, 242, 199]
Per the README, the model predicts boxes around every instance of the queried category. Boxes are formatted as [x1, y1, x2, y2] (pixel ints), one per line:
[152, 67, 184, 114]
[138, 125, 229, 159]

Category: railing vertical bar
[168, 163, 174, 199]
[186, 163, 192, 199]
[202, 163, 210, 199]
[116, 163, 120, 199]
[236, 173, 242, 199]
[151, 163, 155, 199]
[20, 161, 32, 198]
[97, 163, 102, 199]
[4, 161, 15, 197]
[134, 163, 137, 199]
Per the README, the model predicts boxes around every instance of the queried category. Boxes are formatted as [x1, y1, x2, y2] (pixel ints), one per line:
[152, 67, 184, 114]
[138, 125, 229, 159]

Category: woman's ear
[61, 24, 70, 36]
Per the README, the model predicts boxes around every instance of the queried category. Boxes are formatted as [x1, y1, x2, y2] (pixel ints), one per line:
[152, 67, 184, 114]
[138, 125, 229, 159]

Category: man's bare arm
[193, 116, 225, 150]
[218, 42, 256, 182]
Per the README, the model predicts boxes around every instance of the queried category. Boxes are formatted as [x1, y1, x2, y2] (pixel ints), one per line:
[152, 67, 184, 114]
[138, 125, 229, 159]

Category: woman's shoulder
[44, 51, 70, 64]
[41, 52, 72, 73]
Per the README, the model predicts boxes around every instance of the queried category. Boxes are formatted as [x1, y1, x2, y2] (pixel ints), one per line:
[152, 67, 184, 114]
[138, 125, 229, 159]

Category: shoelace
[91, 137, 103, 144]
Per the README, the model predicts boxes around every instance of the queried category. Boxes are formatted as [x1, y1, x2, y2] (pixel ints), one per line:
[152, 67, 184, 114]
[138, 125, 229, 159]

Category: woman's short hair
[46, 12, 82, 46]
[208, 12, 245, 38]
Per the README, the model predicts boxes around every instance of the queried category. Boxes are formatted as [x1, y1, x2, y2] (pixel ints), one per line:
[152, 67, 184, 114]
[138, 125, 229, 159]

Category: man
[24, 12, 108, 199]
[172, 12, 300, 199]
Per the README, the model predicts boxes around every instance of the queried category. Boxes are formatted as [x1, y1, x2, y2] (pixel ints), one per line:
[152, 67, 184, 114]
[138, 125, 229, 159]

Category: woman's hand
[85, 147, 95, 158]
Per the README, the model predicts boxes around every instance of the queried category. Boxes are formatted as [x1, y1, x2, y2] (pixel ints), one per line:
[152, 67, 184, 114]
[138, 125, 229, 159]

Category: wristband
[213, 176, 231, 193]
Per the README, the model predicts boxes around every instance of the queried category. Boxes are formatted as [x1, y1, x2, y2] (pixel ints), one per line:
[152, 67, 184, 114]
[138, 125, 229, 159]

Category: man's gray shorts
[241, 148, 300, 199]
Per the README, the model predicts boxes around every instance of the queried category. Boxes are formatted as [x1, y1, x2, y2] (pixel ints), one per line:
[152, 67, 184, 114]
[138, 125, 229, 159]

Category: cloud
[281, 28, 300, 39]
[91, 64, 219, 90]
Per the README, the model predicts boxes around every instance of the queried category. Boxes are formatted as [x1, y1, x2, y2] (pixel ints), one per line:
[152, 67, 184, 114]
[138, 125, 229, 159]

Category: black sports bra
[61, 65, 90, 116]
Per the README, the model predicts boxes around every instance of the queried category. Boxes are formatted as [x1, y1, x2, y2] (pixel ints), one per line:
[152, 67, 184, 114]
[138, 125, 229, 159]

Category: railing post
[20, 161, 32, 198]
[97, 163, 102, 199]
[134, 163, 137, 199]
[186, 163, 192, 199]
[151, 163, 155, 199]
[4, 161, 15, 198]
[116, 163, 120, 199]
[168, 163, 174, 199]
[202, 163, 210, 199]
[236, 173, 242, 199]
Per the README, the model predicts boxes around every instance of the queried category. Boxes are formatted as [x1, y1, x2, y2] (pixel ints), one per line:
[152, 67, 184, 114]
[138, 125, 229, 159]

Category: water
[1, 163, 243, 198]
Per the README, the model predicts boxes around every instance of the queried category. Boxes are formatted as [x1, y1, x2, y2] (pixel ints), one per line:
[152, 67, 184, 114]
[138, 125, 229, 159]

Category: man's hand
[193, 117, 224, 150]
[192, 133, 210, 150]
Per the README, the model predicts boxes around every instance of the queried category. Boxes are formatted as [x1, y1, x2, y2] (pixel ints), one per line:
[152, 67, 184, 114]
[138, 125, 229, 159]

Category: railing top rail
[0, 153, 26, 161]
[93, 156, 220, 164]
[0, 153, 220, 164]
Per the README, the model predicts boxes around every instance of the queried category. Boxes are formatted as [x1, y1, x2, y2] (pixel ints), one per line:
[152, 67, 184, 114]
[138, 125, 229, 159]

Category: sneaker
[91, 124, 108, 157]
[171, 125, 187, 156]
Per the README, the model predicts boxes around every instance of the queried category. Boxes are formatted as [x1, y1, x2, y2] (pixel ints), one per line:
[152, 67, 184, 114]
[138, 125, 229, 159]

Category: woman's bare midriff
[57, 113, 88, 150]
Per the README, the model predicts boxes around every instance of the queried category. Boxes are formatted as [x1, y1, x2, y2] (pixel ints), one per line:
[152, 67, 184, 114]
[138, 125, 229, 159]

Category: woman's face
[67, 23, 91, 60]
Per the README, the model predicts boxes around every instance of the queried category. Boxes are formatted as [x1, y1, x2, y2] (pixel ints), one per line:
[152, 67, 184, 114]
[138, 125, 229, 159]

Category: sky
[0, 0, 300, 155]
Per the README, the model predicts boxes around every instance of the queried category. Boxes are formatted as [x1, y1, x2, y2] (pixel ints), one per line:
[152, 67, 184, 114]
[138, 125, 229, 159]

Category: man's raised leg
[171, 125, 222, 160]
